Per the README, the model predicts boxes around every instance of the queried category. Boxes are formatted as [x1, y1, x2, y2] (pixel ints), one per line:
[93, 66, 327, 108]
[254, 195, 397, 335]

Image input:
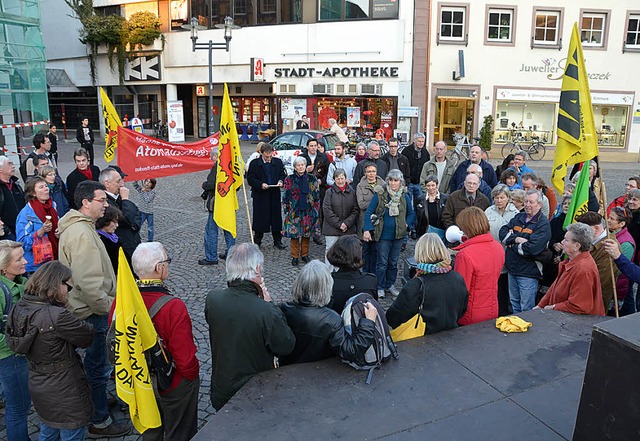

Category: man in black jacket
[76, 117, 95, 166]
[66, 148, 100, 209]
[0, 156, 25, 240]
[401, 132, 430, 210]
[246, 143, 286, 248]
[99, 167, 141, 259]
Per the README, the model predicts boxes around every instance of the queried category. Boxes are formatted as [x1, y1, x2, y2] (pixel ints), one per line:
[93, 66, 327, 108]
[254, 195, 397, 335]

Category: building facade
[424, 0, 640, 158]
[51, 0, 416, 142]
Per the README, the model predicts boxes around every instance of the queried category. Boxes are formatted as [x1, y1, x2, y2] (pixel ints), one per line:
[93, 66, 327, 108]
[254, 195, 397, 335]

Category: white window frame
[438, 3, 469, 45]
[532, 8, 563, 49]
[624, 11, 640, 52]
[580, 10, 609, 50]
[485, 5, 516, 45]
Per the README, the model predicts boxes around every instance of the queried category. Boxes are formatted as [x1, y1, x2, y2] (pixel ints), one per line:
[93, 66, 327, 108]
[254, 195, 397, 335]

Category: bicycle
[449, 133, 483, 167]
[153, 120, 168, 140]
[501, 133, 547, 161]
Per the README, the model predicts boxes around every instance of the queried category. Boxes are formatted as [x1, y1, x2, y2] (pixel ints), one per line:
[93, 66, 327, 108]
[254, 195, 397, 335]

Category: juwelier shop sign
[274, 66, 399, 78]
[497, 88, 633, 105]
[518, 57, 612, 81]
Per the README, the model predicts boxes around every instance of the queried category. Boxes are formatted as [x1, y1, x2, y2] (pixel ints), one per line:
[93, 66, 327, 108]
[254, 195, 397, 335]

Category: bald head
[434, 140, 447, 160]
[467, 163, 483, 178]
[469, 145, 482, 164]
[464, 173, 480, 195]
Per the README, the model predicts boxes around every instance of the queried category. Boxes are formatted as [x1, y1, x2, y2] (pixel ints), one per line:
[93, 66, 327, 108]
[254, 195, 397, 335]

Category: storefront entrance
[434, 97, 476, 146]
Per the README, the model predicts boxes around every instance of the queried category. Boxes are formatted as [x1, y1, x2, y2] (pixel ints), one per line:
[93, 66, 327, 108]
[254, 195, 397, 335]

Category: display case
[493, 101, 557, 145]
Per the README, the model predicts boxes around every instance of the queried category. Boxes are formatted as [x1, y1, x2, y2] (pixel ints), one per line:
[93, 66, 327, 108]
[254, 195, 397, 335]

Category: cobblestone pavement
[0, 138, 638, 440]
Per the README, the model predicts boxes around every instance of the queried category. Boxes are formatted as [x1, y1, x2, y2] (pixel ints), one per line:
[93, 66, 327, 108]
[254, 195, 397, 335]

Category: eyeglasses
[63, 281, 73, 291]
[157, 258, 172, 265]
[89, 197, 108, 203]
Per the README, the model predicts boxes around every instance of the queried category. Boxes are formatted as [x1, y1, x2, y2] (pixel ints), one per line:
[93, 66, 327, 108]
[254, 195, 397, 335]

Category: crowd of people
[2, 128, 640, 440]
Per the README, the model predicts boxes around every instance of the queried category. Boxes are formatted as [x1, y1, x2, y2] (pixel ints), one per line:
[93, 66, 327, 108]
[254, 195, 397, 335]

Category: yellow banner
[213, 83, 245, 238]
[100, 87, 122, 163]
[551, 23, 599, 194]
[114, 249, 161, 433]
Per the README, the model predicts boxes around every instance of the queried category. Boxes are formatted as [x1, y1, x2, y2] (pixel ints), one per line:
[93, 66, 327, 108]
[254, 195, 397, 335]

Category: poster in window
[347, 107, 361, 127]
[170, 0, 189, 30]
[372, 0, 398, 19]
[281, 98, 307, 120]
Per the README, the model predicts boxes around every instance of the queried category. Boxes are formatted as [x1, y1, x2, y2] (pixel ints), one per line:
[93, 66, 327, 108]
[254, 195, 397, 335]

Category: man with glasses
[99, 167, 142, 259]
[131, 242, 200, 440]
[58, 180, 130, 437]
[441, 173, 490, 229]
[352, 140, 389, 185]
[0, 155, 25, 240]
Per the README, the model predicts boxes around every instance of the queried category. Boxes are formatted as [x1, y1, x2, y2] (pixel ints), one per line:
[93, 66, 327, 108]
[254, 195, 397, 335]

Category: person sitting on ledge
[279, 260, 377, 365]
[535, 222, 605, 315]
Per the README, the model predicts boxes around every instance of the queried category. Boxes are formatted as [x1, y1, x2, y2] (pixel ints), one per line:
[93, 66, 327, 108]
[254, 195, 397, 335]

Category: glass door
[435, 98, 475, 146]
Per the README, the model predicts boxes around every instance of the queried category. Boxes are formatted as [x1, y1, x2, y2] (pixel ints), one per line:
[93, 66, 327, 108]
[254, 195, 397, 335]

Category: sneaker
[274, 242, 286, 250]
[292, 258, 299, 266]
[301, 256, 311, 263]
[198, 259, 218, 265]
[88, 421, 130, 438]
[389, 286, 400, 298]
[312, 235, 323, 245]
[377, 289, 385, 299]
[218, 253, 227, 260]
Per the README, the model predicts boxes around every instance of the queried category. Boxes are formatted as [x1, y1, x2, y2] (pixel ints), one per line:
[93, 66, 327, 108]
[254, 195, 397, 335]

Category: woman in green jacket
[0, 240, 30, 440]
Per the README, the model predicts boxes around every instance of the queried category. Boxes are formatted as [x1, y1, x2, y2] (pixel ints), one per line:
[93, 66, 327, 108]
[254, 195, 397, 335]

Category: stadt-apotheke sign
[274, 66, 399, 78]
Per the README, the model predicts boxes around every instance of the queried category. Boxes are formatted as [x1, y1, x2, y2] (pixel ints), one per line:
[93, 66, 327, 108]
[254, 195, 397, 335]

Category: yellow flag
[213, 83, 245, 238]
[551, 23, 599, 194]
[100, 87, 122, 163]
[113, 249, 161, 433]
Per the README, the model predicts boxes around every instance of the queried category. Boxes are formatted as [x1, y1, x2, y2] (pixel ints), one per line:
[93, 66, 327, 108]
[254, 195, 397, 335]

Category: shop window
[532, 8, 563, 49]
[580, 10, 609, 49]
[191, 0, 301, 27]
[595, 105, 628, 148]
[624, 12, 640, 52]
[485, 6, 515, 45]
[123, 2, 158, 19]
[493, 101, 557, 145]
[113, 95, 135, 123]
[438, 4, 468, 45]
[318, 0, 398, 21]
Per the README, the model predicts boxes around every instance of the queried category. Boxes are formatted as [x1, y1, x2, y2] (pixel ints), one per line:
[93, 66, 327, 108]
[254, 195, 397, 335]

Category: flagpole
[597, 168, 619, 317]
[241, 180, 254, 244]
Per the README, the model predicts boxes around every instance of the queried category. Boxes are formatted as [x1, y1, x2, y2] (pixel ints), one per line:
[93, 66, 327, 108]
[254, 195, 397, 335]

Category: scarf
[337, 184, 347, 192]
[354, 153, 368, 163]
[29, 199, 59, 259]
[293, 172, 310, 212]
[46, 183, 55, 193]
[415, 260, 452, 275]
[97, 229, 119, 243]
[385, 185, 405, 217]
[78, 167, 93, 181]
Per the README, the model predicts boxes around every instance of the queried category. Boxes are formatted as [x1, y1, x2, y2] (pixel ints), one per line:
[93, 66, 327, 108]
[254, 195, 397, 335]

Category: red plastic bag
[33, 235, 53, 265]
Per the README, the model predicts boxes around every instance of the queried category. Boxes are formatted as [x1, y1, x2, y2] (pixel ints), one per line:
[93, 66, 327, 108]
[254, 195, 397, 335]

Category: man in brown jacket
[576, 212, 619, 313]
[441, 174, 490, 229]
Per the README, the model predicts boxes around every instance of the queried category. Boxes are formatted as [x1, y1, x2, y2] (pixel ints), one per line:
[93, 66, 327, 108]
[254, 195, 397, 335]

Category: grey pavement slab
[199, 311, 607, 441]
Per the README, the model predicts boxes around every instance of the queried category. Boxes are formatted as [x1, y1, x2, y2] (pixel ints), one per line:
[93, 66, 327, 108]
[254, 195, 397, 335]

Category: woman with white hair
[328, 117, 349, 143]
[536, 223, 605, 315]
[279, 260, 377, 365]
[362, 169, 416, 299]
[283, 156, 321, 266]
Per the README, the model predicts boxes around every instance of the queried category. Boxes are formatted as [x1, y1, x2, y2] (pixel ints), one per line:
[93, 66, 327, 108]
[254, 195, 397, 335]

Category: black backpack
[341, 293, 398, 384]
[19, 151, 37, 183]
[107, 294, 176, 391]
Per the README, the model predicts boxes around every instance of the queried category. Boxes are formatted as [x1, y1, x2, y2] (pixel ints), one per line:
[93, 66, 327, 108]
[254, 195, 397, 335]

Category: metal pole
[208, 41, 214, 136]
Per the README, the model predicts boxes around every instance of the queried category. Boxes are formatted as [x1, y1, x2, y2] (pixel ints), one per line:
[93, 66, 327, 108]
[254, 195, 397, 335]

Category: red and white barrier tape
[0, 120, 50, 129]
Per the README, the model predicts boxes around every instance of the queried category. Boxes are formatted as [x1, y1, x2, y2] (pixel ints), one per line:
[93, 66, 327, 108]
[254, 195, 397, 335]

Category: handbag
[389, 278, 426, 342]
[33, 235, 54, 265]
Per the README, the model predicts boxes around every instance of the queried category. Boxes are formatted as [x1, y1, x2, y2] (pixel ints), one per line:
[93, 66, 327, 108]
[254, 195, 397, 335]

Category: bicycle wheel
[528, 143, 546, 161]
[501, 143, 515, 158]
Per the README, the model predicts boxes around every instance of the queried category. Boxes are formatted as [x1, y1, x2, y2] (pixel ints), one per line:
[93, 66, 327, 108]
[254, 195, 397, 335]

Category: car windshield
[272, 133, 303, 150]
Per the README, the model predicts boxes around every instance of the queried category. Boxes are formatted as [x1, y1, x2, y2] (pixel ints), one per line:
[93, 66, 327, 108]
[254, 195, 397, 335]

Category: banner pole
[598, 164, 619, 318]
[241, 180, 254, 244]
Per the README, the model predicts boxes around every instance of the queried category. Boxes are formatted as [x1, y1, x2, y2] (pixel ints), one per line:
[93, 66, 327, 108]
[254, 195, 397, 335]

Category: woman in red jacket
[453, 207, 505, 325]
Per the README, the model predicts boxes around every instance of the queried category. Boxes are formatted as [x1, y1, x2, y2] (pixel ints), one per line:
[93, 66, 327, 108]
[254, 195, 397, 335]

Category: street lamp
[186, 16, 240, 136]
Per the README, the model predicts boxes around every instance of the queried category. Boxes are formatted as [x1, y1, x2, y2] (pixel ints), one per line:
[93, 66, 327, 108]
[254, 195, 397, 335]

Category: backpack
[0, 280, 12, 334]
[341, 293, 398, 384]
[19, 151, 37, 183]
[107, 294, 176, 391]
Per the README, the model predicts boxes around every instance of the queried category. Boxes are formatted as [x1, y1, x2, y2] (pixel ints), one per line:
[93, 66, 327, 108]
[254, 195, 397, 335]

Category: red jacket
[454, 233, 505, 326]
[110, 285, 200, 393]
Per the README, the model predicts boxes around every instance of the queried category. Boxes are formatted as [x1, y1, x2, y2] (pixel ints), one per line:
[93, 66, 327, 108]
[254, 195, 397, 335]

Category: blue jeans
[362, 240, 377, 275]
[508, 274, 539, 313]
[83, 314, 110, 425]
[376, 238, 404, 290]
[39, 424, 86, 441]
[0, 354, 31, 441]
[407, 184, 422, 215]
[141, 211, 154, 242]
[204, 212, 235, 262]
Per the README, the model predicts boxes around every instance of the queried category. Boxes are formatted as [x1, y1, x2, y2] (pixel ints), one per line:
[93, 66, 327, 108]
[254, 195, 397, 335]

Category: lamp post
[187, 16, 239, 136]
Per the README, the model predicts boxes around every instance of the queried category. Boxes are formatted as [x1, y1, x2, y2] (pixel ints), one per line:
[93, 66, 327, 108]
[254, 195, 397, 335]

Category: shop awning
[46, 68, 80, 93]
